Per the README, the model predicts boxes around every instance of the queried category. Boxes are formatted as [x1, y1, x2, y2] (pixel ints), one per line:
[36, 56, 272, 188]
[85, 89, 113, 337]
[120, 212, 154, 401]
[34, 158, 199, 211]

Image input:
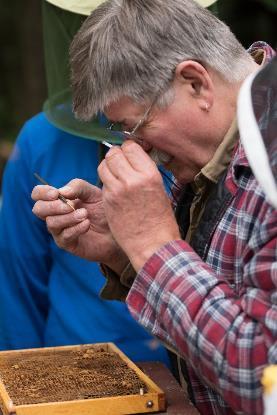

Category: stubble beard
[149, 148, 172, 166]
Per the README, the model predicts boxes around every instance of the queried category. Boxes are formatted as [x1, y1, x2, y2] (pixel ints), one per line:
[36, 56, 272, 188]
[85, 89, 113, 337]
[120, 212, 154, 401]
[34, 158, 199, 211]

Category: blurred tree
[262, 0, 277, 13]
[218, 0, 277, 48]
[0, 0, 46, 143]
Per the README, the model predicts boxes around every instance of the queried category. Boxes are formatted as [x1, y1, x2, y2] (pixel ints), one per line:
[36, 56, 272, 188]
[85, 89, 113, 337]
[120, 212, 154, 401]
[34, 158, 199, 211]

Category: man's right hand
[31, 179, 128, 274]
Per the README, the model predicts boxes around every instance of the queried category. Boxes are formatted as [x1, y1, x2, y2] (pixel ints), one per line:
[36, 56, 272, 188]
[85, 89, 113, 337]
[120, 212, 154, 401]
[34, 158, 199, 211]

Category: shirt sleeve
[126, 208, 277, 414]
[100, 262, 136, 301]
[0, 122, 52, 349]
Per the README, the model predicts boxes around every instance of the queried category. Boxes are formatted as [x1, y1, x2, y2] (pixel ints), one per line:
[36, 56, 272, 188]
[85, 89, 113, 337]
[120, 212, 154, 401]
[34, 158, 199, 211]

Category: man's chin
[171, 165, 199, 185]
[149, 149, 172, 166]
[162, 157, 174, 169]
[158, 160, 191, 185]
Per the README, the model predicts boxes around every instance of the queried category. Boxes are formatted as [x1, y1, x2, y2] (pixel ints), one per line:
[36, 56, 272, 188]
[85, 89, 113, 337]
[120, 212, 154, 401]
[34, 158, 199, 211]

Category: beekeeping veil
[43, 0, 218, 142]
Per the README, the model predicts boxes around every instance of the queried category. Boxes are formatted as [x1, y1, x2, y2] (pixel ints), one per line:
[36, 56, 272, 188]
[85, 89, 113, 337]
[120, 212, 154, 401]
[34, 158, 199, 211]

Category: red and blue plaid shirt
[126, 44, 276, 415]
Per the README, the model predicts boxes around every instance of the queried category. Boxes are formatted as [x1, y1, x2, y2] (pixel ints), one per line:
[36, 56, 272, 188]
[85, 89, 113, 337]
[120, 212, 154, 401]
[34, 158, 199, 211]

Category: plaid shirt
[126, 46, 276, 415]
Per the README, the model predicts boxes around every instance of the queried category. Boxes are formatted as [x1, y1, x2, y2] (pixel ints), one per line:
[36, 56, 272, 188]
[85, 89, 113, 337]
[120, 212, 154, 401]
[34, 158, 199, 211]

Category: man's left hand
[98, 140, 180, 271]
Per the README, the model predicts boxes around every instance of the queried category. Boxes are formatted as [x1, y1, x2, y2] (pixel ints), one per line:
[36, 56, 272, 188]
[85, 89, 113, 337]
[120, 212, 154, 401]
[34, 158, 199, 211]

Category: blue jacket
[0, 113, 170, 366]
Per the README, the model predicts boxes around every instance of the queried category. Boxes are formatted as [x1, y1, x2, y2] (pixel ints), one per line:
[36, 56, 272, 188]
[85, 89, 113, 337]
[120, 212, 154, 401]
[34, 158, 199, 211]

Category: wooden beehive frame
[0, 343, 165, 415]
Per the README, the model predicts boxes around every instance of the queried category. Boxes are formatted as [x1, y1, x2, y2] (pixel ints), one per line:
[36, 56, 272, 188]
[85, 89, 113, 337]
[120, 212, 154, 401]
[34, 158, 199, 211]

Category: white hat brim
[45, 0, 217, 16]
[45, 0, 105, 16]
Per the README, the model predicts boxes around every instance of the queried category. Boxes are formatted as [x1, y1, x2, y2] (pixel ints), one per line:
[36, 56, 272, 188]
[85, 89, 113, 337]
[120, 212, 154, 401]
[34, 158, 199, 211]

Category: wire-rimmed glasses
[103, 96, 180, 196]
[106, 100, 154, 143]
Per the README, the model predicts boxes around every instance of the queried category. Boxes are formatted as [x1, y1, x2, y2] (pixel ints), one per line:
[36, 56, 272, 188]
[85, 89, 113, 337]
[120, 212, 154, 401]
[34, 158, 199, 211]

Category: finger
[59, 179, 102, 203]
[98, 159, 121, 190]
[46, 208, 88, 235]
[56, 219, 91, 248]
[103, 146, 134, 181]
[122, 140, 157, 173]
[32, 199, 73, 220]
[31, 185, 59, 201]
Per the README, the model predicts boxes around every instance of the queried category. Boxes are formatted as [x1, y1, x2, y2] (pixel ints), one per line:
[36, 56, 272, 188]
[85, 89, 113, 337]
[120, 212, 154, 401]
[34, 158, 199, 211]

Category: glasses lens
[108, 130, 127, 140]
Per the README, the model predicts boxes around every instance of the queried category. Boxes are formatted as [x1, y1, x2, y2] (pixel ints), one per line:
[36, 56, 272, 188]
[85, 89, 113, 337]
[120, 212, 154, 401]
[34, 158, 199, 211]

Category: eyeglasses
[106, 100, 155, 143]
[105, 95, 181, 197]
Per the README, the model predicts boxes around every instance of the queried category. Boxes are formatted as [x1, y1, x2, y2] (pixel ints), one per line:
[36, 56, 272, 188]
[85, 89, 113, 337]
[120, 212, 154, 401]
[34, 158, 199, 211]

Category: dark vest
[170, 171, 233, 405]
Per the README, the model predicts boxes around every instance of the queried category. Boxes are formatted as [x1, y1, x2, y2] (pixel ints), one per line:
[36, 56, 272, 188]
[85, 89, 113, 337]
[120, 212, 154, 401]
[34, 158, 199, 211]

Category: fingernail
[59, 186, 72, 194]
[75, 209, 87, 219]
[47, 190, 58, 198]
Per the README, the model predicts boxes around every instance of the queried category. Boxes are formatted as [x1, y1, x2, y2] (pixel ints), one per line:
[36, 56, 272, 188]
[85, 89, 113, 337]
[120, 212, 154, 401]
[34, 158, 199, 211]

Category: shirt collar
[197, 117, 239, 185]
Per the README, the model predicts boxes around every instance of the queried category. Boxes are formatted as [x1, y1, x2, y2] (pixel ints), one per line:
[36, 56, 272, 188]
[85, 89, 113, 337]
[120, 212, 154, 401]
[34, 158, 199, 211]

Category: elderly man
[32, 0, 276, 413]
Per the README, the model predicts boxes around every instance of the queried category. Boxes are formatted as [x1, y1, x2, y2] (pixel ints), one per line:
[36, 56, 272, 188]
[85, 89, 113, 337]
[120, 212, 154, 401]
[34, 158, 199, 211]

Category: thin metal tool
[102, 140, 113, 148]
[34, 173, 75, 211]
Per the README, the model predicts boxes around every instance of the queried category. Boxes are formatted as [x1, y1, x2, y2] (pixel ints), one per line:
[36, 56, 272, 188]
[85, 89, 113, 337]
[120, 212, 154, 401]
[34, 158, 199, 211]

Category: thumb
[59, 179, 102, 203]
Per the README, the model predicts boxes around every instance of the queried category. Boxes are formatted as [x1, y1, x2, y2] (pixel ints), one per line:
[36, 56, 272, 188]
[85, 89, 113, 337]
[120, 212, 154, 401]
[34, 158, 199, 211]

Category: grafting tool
[34, 173, 75, 211]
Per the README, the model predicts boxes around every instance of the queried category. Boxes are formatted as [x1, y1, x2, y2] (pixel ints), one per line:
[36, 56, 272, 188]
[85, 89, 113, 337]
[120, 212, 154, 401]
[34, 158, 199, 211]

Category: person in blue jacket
[0, 0, 170, 366]
[0, 110, 173, 364]
[0, 0, 216, 363]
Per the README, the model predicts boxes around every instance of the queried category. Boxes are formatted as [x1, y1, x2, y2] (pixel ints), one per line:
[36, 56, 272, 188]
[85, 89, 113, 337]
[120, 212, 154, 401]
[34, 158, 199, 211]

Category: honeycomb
[0, 345, 147, 405]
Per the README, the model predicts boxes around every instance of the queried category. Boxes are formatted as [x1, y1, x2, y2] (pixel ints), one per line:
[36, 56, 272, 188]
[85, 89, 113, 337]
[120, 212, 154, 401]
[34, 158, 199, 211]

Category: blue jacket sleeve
[0, 122, 52, 350]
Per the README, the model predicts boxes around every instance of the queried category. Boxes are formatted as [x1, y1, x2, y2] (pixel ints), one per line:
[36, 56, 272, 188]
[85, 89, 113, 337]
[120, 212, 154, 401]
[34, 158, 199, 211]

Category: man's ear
[174, 60, 214, 110]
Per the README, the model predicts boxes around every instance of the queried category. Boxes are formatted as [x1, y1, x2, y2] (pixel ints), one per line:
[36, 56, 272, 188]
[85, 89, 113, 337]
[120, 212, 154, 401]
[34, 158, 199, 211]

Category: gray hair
[70, 0, 256, 121]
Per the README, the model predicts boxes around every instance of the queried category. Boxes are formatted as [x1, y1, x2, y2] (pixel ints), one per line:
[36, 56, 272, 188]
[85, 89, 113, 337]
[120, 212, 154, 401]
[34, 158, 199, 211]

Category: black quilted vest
[169, 170, 233, 405]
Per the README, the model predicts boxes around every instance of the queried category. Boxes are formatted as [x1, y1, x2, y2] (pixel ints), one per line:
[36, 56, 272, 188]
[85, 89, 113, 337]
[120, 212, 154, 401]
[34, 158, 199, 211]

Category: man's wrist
[128, 231, 181, 271]
[103, 250, 129, 275]
[128, 241, 168, 272]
